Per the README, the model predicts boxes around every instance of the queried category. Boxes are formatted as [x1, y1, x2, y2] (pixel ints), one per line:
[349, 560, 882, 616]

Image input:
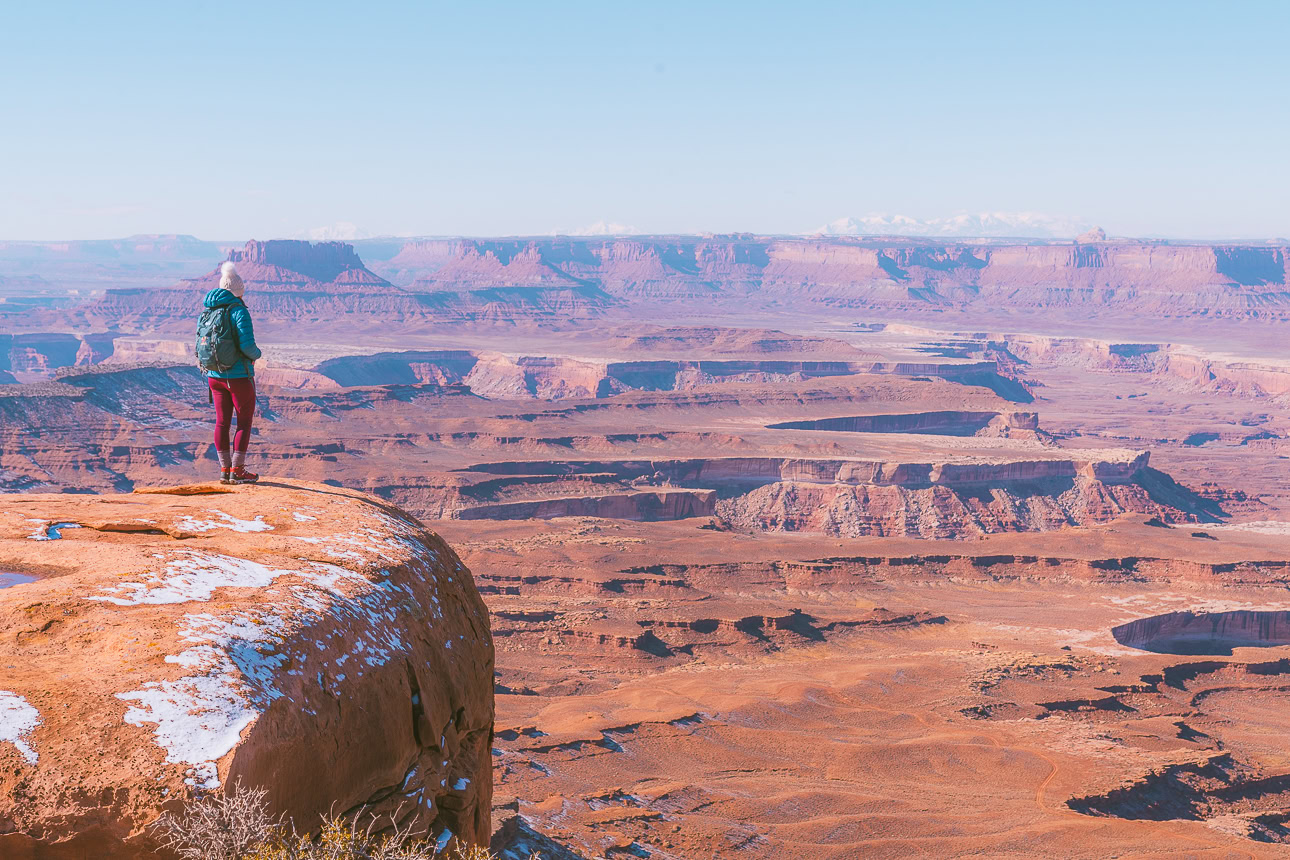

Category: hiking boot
[220, 468, 233, 485]
[230, 467, 259, 485]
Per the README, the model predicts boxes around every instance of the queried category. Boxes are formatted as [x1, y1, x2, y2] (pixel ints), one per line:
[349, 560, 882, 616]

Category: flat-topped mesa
[74, 241, 430, 330]
[769, 410, 1040, 437]
[229, 239, 384, 286]
[305, 350, 1027, 402]
[212, 239, 394, 290]
[462, 452, 1151, 488]
[0, 481, 494, 857]
[445, 451, 1223, 537]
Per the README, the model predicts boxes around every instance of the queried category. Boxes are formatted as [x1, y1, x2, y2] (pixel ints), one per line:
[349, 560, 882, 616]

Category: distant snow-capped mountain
[812, 212, 1092, 239]
[294, 222, 372, 242]
[560, 220, 641, 236]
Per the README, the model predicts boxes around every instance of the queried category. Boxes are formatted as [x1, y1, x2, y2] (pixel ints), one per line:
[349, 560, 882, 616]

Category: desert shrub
[154, 782, 279, 860]
[154, 782, 525, 860]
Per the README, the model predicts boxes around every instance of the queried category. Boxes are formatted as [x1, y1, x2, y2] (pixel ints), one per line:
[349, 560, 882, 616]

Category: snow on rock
[175, 510, 274, 533]
[90, 552, 293, 606]
[0, 479, 495, 856]
[0, 691, 40, 765]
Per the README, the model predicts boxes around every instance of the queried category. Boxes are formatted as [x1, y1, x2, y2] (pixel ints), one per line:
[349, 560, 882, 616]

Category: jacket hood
[204, 288, 244, 308]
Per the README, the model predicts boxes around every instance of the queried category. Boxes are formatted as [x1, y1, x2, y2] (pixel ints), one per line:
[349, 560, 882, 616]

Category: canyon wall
[365, 237, 1290, 317]
[769, 410, 1039, 436]
[308, 351, 1026, 401]
[996, 334, 1290, 399]
[0, 333, 118, 381]
[460, 453, 1150, 488]
[1112, 610, 1290, 654]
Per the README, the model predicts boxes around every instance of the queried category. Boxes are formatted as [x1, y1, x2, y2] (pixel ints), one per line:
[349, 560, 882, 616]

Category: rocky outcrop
[461, 452, 1151, 489]
[307, 350, 1026, 401]
[0, 481, 494, 857]
[1112, 610, 1290, 654]
[315, 350, 480, 388]
[996, 334, 1290, 400]
[66, 241, 611, 330]
[713, 472, 1215, 538]
[436, 452, 1225, 536]
[137, 240, 401, 297]
[227, 240, 387, 286]
[0, 333, 119, 383]
[769, 410, 1039, 437]
[454, 489, 716, 522]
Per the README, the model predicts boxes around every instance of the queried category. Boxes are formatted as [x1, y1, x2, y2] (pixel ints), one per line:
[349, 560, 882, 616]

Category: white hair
[219, 261, 245, 297]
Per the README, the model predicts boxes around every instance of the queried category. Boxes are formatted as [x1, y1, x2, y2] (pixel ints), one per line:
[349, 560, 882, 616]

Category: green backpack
[195, 302, 242, 373]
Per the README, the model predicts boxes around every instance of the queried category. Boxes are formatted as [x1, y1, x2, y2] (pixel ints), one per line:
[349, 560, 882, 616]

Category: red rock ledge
[0, 479, 493, 858]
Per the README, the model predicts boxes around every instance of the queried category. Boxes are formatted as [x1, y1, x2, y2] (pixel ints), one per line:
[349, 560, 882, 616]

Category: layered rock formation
[12, 235, 1290, 336]
[769, 410, 1040, 437]
[995, 334, 1290, 399]
[222, 239, 390, 288]
[1112, 610, 1290, 654]
[310, 350, 1029, 401]
[460, 452, 1152, 488]
[0, 333, 118, 383]
[65, 240, 610, 331]
[433, 452, 1226, 536]
[714, 474, 1211, 538]
[0, 481, 493, 857]
[363, 236, 1290, 318]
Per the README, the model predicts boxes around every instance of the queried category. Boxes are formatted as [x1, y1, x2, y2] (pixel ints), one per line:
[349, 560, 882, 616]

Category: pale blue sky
[2, 0, 1287, 240]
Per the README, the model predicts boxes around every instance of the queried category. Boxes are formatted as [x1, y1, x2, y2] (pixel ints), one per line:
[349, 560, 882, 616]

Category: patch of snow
[293, 222, 371, 242]
[177, 511, 274, 533]
[117, 609, 291, 790]
[811, 211, 1091, 239]
[452, 777, 470, 790]
[291, 520, 425, 565]
[90, 553, 292, 605]
[0, 691, 40, 764]
[292, 512, 318, 522]
[185, 763, 220, 789]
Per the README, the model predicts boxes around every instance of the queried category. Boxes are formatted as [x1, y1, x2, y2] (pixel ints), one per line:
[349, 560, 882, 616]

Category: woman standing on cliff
[196, 261, 262, 484]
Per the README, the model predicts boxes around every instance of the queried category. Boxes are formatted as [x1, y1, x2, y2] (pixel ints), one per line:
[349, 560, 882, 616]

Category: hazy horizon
[4, 1, 1289, 241]
[4, 222, 1290, 245]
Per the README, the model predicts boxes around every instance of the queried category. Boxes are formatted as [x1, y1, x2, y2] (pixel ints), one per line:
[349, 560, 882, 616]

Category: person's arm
[230, 304, 262, 361]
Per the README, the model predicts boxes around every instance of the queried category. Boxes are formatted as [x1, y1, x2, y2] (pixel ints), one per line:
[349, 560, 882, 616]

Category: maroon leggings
[209, 377, 256, 452]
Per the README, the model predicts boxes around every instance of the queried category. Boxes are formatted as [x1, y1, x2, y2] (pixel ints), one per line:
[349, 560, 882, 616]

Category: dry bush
[249, 816, 440, 860]
[153, 782, 532, 860]
[154, 781, 279, 860]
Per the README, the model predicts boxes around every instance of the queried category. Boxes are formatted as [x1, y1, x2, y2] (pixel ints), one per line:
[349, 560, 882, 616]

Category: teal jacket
[203, 288, 262, 378]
